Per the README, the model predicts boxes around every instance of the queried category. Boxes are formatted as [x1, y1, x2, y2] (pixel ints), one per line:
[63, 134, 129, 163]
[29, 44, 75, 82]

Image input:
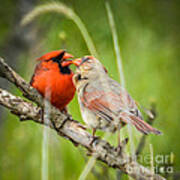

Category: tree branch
[0, 57, 165, 180]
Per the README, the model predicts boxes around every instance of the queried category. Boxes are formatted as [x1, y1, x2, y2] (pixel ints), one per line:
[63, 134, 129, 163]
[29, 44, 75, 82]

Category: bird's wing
[107, 78, 143, 120]
[80, 80, 128, 122]
[30, 62, 50, 85]
[106, 78, 161, 134]
[81, 78, 143, 122]
[81, 89, 118, 122]
[80, 79, 161, 135]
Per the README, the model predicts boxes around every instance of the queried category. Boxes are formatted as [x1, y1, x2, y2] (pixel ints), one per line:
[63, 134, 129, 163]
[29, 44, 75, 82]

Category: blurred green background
[0, 0, 179, 179]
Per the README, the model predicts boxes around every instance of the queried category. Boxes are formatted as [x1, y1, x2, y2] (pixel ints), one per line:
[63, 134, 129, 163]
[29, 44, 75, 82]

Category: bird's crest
[37, 50, 65, 61]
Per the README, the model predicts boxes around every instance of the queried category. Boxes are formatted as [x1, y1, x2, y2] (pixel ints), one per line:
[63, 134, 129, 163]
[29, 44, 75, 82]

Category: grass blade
[21, 2, 98, 57]
[78, 156, 97, 180]
[105, 1, 125, 87]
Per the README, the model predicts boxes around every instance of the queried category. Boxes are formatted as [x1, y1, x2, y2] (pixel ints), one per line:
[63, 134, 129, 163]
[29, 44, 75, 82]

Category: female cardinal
[71, 56, 161, 142]
[30, 50, 76, 111]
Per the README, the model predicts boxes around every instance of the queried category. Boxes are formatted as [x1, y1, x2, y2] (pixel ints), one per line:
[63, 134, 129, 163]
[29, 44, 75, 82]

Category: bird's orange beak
[61, 52, 74, 67]
[61, 58, 82, 67]
[71, 58, 82, 66]
[63, 52, 74, 60]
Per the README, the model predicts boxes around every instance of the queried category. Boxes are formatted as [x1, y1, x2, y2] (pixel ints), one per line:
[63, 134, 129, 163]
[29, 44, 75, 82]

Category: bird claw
[116, 138, 129, 155]
[89, 136, 99, 146]
[38, 108, 44, 123]
[61, 107, 69, 114]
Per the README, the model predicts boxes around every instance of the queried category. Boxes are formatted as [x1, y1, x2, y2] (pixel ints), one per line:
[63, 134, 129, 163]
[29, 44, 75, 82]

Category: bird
[70, 56, 161, 145]
[30, 50, 76, 112]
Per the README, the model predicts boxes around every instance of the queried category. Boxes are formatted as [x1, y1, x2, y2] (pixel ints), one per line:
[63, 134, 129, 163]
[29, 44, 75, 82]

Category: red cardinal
[30, 50, 75, 111]
[71, 56, 161, 142]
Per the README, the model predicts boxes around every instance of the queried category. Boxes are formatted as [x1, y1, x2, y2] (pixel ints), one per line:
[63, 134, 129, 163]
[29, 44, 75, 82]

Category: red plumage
[30, 50, 75, 111]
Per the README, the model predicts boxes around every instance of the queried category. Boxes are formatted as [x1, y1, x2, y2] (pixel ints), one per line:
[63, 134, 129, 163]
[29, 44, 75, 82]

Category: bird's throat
[51, 56, 71, 74]
[58, 64, 71, 74]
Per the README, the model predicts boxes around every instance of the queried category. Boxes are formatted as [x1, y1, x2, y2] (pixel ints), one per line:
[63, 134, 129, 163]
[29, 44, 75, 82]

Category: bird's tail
[120, 112, 162, 135]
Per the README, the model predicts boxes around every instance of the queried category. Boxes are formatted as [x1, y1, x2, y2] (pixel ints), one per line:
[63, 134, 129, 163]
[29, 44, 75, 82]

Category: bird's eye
[74, 74, 81, 81]
[77, 74, 81, 80]
[73, 74, 81, 83]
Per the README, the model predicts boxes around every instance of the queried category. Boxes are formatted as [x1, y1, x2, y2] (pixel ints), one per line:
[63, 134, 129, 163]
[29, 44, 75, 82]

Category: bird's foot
[89, 135, 99, 146]
[61, 107, 68, 114]
[116, 138, 128, 155]
[87, 136, 100, 156]
[39, 108, 44, 123]
[60, 107, 74, 120]
[89, 128, 98, 146]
